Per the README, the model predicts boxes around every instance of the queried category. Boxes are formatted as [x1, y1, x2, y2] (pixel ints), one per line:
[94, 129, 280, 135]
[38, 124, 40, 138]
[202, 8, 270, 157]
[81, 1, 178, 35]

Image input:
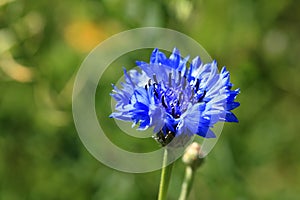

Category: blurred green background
[1, 0, 300, 199]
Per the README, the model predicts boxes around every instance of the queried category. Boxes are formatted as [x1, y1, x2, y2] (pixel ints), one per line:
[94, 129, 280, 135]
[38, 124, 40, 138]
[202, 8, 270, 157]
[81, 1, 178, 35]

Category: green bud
[182, 142, 204, 169]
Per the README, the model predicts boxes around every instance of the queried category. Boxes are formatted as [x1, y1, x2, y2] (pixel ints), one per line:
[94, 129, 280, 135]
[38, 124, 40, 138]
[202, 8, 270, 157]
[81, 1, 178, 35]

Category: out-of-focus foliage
[1, 0, 300, 199]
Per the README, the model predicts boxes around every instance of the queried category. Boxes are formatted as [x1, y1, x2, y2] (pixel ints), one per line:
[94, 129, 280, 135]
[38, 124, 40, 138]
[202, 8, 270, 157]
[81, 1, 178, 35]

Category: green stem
[158, 149, 174, 200]
[178, 166, 195, 200]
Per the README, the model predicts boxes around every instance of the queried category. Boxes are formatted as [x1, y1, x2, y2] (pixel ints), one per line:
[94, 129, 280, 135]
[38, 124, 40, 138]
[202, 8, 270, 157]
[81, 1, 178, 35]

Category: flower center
[146, 73, 208, 120]
[146, 72, 208, 146]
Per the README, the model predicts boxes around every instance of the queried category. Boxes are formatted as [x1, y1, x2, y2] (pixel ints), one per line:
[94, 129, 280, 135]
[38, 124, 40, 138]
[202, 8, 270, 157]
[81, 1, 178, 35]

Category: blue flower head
[110, 48, 240, 146]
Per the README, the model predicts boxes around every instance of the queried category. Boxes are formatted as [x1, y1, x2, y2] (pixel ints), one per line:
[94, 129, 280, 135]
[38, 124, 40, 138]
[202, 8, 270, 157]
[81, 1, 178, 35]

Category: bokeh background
[1, 0, 300, 199]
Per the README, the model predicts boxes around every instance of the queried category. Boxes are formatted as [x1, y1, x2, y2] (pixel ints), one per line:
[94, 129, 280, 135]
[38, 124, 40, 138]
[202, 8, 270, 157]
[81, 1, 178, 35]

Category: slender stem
[178, 166, 195, 200]
[158, 149, 174, 200]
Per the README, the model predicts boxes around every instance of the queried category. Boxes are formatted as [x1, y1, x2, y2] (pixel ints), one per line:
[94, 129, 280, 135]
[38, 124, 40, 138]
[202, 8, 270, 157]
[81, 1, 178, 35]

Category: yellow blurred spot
[0, 53, 34, 82]
[64, 21, 108, 53]
[170, 0, 193, 21]
[0, 0, 15, 7]
[42, 110, 70, 127]
[23, 12, 45, 36]
[0, 29, 16, 53]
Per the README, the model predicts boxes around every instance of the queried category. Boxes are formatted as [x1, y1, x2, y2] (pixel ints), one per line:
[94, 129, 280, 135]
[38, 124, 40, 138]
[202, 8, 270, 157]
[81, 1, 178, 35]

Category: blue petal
[150, 48, 159, 63]
[227, 89, 240, 102]
[123, 67, 134, 86]
[178, 56, 189, 74]
[225, 112, 239, 122]
[196, 127, 216, 138]
[226, 102, 240, 110]
[169, 48, 181, 69]
[205, 129, 216, 138]
[163, 113, 177, 133]
[191, 56, 201, 69]
[138, 117, 150, 130]
[136, 60, 148, 67]
[221, 66, 227, 73]
[149, 49, 169, 65]
[133, 102, 148, 111]
[157, 52, 169, 66]
[109, 111, 131, 121]
[132, 89, 149, 106]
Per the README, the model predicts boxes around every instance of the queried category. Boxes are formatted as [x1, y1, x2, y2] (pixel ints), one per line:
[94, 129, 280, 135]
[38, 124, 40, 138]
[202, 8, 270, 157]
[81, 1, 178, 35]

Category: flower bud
[182, 142, 204, 169]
